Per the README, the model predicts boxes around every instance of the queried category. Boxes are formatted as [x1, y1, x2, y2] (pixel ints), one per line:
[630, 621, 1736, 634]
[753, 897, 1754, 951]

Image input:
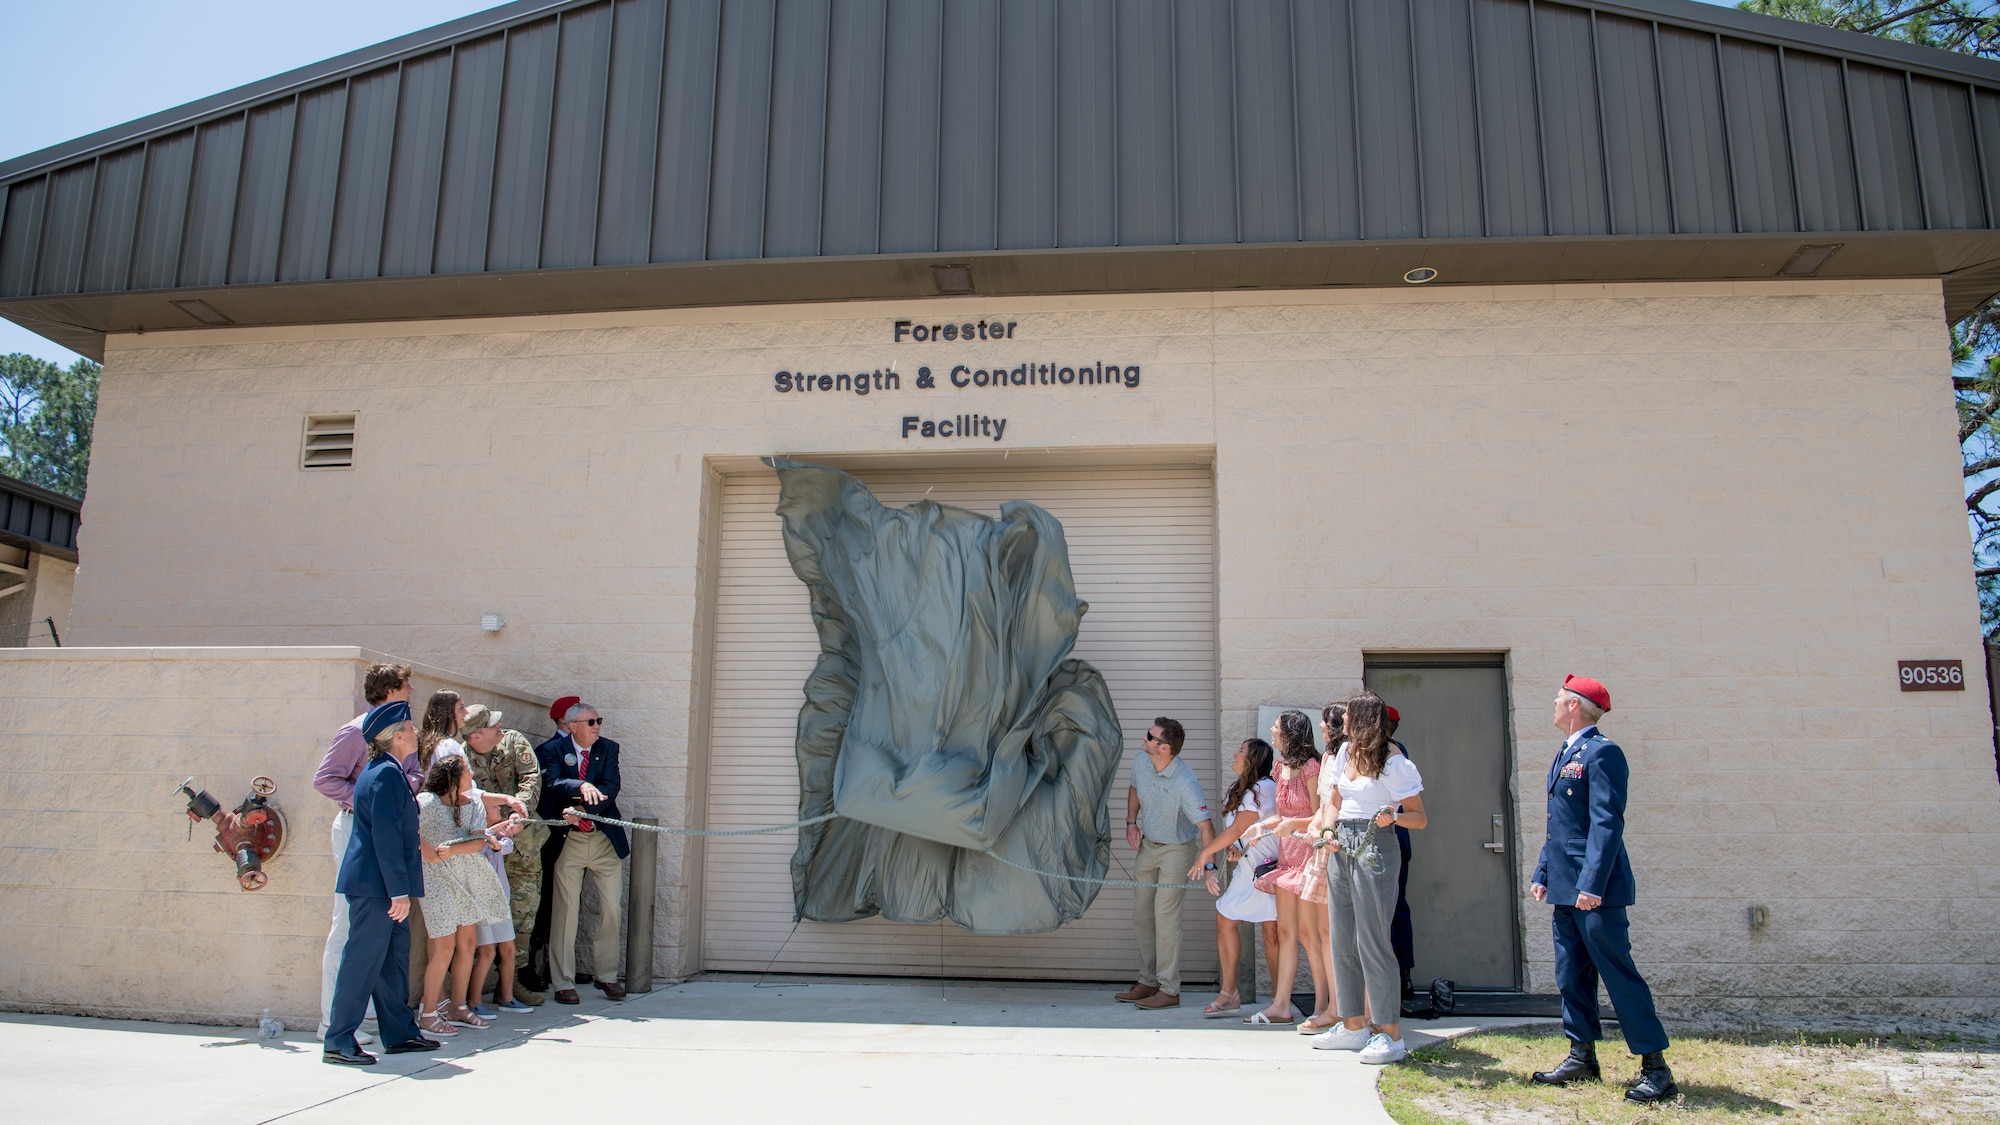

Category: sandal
[1202, 990, 1241, 1018]
[444, 1002, 489, 1029]
[1298, 1015, 1340, 1033]
[416, 1011, 458, 1037]
[1242, 1008, 1297, 1027]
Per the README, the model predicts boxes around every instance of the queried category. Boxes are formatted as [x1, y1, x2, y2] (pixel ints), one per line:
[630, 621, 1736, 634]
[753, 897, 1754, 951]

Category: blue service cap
[361, 699, 412, 743]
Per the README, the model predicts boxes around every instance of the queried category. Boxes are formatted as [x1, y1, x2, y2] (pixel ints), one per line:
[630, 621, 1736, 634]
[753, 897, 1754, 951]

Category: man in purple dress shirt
[313, 663, 415, 1043]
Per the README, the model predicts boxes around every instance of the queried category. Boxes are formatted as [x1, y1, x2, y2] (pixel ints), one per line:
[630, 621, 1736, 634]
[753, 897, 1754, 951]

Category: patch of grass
[1378, 1027, 1999, 1124]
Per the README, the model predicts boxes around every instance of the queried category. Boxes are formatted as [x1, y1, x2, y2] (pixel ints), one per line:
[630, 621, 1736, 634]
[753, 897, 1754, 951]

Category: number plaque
[1897, 660, 1965, 692]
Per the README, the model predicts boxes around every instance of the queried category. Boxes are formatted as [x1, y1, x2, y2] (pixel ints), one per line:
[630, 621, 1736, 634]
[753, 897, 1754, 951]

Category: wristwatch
[1203, 862, 1217, 871]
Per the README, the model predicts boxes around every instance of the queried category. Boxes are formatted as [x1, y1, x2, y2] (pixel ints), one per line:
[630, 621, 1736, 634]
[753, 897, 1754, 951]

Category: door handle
[1481, 814, 1505, 853]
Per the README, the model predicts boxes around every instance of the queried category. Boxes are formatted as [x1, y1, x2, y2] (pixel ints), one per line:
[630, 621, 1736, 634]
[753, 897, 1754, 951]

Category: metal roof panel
[10, 0, 2000, 345]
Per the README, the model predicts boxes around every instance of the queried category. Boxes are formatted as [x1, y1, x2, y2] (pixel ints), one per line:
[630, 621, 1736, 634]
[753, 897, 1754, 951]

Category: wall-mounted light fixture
[1403, 267, 1439, 284]
[481, 613, 505, 632]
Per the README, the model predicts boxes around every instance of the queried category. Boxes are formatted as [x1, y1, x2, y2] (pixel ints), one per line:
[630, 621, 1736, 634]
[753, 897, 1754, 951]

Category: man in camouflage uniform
[462, 705, 548, 1006]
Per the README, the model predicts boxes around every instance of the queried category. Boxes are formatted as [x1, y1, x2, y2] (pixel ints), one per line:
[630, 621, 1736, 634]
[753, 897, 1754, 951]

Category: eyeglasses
[578, 718, 603, 726]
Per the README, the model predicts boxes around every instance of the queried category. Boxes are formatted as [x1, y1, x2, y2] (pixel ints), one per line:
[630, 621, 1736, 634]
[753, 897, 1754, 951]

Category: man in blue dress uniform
[1530, 675, 1677, 1103]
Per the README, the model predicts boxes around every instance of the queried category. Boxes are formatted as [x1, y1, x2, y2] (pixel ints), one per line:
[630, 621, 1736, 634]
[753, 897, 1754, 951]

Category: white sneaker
[1311, 1024, 1372, 1051]
[1358, 1033, 1408, 1065]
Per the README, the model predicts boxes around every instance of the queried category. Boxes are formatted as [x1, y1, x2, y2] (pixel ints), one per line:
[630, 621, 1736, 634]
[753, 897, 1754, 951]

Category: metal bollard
[624, 816, 658, 994]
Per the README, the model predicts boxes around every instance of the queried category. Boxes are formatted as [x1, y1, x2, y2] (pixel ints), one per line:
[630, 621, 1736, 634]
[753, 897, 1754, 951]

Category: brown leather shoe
[1114, 983, 1159, 1003]
[594, 979, 627, 1000]
[554, 989, 581, 1005]
[1135, 990, 1180, 1010]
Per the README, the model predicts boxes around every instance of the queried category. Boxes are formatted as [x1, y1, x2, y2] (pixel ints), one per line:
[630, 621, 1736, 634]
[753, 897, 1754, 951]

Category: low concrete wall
[0, 647, 548, 1027]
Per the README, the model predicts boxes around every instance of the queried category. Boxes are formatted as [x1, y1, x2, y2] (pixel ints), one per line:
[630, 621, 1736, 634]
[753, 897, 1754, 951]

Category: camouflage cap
[462, 703, 504, 732]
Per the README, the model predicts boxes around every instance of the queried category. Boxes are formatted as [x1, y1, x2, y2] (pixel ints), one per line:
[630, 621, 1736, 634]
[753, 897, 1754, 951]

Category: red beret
[1383, 704, 1401, 723]
[550, 695, 581, 723]
[1563, 675, 1611, 712]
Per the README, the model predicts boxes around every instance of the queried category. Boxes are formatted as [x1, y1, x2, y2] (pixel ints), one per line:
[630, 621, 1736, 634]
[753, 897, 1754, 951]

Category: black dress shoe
[323, 1046, 377, 1067]
[1625, 1054, 1679, 1103]
[1531, 1045, 1601, 1086]
[384, 1037, 441, 1054]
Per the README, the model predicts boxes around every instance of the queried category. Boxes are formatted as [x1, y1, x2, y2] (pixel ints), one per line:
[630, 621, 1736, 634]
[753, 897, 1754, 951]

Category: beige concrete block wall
[1206, 284, 2000, 1018]
[27, 553, 77, 649]
[0, 647, 547, 1027]
[64, 279, 2000, 1016]
[0, 543, 34, 646]
[0, 549, 71, 648]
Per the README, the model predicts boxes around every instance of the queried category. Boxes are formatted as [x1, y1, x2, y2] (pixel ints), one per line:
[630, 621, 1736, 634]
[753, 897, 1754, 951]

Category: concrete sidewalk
[10, 979, 1545, 1124]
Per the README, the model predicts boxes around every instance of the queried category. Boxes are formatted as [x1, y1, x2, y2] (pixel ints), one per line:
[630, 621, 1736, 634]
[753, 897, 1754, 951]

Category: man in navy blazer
[541, 701, 632, 1004]
[325, 701, 435, 1065]
[1530, 676, 1675, 1103]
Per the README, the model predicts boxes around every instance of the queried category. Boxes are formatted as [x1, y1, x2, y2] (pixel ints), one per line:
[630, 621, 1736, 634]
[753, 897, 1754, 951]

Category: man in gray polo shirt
[1116, 716, 1214, 1010]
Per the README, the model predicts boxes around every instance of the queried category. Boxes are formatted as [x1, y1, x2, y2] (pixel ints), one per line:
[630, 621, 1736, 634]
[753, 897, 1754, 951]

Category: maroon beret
[550, 695, 581, 723]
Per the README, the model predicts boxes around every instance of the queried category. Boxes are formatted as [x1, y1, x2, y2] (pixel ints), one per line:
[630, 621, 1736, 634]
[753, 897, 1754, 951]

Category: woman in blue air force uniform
[324, 700, 438, 1065]
[1529, 675, 1677, 1105]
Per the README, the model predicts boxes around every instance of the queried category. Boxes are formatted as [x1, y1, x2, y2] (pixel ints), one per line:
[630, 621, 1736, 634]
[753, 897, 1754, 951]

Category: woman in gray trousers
[1309, 690, 1427, 1064]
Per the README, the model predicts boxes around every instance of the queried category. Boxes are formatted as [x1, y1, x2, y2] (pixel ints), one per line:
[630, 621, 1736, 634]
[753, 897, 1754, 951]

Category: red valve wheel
[239, 869, 268, 891]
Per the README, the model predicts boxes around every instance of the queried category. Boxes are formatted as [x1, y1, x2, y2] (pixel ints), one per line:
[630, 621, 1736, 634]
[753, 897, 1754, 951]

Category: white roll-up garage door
[702, 460, 1217, 980]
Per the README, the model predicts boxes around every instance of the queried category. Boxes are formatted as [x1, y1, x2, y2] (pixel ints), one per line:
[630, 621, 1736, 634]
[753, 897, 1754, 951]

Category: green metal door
[1364, 659, 1518, 991]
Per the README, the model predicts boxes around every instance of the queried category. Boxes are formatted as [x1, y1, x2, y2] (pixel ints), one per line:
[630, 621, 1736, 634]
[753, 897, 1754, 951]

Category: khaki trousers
[1132, 837, 1201, 996]
[549, 830, 623, 991]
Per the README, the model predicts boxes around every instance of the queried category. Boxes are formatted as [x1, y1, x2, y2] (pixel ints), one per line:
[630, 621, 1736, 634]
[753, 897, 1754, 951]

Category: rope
[515, 811, 839, 837]
[524, 809, 1206, 889]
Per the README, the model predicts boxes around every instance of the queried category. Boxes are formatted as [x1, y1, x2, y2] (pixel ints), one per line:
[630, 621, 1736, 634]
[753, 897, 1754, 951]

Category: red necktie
[576, 747, 594, 832]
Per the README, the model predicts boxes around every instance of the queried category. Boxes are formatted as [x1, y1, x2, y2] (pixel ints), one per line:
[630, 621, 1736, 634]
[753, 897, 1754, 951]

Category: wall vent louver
[301, 413, 356, 470]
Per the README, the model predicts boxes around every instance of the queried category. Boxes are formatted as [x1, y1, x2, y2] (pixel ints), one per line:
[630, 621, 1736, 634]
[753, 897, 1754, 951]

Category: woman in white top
[417, 690, 466, 779]
[1310, 690, 1427, 1066]
[1186, 738, 1280, 1017]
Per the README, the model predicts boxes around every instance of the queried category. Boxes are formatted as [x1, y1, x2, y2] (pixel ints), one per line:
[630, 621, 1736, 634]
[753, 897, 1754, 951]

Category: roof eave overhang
[0, 473, 81, 560]
[7, 230, 1997, 362]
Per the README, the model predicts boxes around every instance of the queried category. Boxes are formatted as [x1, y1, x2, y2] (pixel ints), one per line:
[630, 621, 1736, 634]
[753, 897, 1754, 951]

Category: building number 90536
[1897, 660, 1964, 691]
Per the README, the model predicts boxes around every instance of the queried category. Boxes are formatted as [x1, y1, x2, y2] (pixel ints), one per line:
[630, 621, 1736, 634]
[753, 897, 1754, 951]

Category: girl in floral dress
[414, 754, 509, 1037]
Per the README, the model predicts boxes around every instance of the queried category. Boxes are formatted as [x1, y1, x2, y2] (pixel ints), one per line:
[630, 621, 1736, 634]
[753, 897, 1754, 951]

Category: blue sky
[2, 0, 1743, 366]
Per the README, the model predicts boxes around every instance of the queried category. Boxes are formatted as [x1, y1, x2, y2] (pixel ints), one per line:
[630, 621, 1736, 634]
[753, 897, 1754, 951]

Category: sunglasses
[578, 718, 603, 726]
[1143, 732, 1164, 743]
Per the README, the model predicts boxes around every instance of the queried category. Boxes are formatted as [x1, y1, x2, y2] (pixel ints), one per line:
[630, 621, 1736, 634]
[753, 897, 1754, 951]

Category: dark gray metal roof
[0, 473, 80, 559]
[9, 0, 2000, 360]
